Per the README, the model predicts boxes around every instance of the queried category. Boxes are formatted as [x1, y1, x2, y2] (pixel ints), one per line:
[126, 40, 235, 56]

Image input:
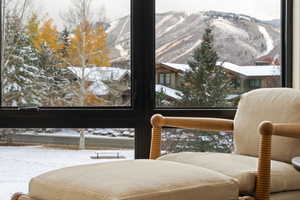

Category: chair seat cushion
[29, 160, 238, 200]
[270, 191, 300, 200]
[158, 152, 300, 194]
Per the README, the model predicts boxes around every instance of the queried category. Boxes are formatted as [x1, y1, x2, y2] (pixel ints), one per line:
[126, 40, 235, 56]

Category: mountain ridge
[106, 10, 280, 66]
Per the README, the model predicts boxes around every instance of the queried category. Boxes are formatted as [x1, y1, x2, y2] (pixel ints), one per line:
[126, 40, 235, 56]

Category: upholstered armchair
[150, 88, 300, 200]
[12, 88, 300, 200]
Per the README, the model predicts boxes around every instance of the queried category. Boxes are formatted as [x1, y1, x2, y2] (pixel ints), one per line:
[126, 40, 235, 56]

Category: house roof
[68, 66, 130, 97]
[161, 63, 191, 72]
[68, 67, 130, 82]
[160, 62, 280, 77]
[156, 84, 183, 100]
[218, 62, 280, 77]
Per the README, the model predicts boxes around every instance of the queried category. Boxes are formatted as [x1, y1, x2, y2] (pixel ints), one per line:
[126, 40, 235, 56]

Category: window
[249, 79, 262, 89]
[159, 73, 165, 84]
[232, 79, 241, 90]
[155, 0, 292, 108]
[165, 74, 171, 86]
[2, 0, 131, 107]
[0, 0, 293, 160]
[159, 73, 171, 86]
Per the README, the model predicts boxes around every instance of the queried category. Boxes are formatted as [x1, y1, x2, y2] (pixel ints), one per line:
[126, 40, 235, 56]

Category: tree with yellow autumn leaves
[60, 0, 111, 110]
[68, 21, 110, 67]
[27, 15, 61, 52]
[61, 0, 112, 149]
[27, 12, 111, 68]
[26, 9, 111, 109]
[67, 21, 111, 107]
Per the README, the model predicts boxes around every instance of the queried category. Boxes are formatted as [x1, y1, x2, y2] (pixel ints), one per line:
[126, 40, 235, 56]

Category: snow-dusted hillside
[107, 11, 280, 65]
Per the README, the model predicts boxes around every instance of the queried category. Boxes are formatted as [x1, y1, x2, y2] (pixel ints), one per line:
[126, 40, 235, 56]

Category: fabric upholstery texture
[158, 152, 300, 194]
[29, 160, 238, 200]
[234, 88, 300, 163]
[270, 191, 300, 200]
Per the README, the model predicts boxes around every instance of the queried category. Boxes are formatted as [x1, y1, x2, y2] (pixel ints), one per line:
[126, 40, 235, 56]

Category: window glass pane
[159, 73, 165, 84]
[156, 0, 281, 107]
[249, 79, 262, 89]
[165, 74, 171, 86]
[161, 128, 233, 155]
[2, 0, 131, 107]
[0, 128, 134, 199]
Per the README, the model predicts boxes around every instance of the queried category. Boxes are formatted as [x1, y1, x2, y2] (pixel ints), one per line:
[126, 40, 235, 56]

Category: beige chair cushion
[271, 191, 300, 200]
[158, 152, 300, 194]
[234, 88, 300, 163]
[29, 160, 238, 200]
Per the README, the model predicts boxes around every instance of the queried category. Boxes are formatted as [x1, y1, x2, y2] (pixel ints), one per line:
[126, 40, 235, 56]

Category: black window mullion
[282, 0, 293, 87]
[133, 0, 155, 159]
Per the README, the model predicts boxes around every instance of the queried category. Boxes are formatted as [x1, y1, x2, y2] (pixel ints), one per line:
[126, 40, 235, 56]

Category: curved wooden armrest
[272, 123, 300, 138]
[149, 114, 234, 159]
[11, 193, 32, 200]
[256, 122, 300, 200]
[151, 114, 234, 131]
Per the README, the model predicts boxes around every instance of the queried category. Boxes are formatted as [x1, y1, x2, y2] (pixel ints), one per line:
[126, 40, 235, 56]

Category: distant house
[68, 66, 131, 105]
[155, 63, 190, 101]
[156, 63, 190, 89]
[156, 62, 281, 95]
[220, 62, 281, 92]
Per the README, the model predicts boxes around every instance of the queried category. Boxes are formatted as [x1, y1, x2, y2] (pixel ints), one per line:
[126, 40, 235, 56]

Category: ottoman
[24, 160, 239, 200]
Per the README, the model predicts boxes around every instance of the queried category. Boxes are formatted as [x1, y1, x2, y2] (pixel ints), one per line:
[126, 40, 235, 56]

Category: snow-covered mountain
[107, 11, 280, 65]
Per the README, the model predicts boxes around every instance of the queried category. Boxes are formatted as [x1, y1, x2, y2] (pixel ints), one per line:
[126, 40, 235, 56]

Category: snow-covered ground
[0, 146, 134, 200]
[17, 128, 135, 138]
[156, 84, 183, 100]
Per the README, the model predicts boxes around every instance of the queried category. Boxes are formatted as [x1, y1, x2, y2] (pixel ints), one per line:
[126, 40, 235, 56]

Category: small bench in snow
[90, 151, 125, 159]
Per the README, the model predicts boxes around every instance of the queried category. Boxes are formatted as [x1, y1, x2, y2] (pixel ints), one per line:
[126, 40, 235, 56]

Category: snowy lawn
[0, 146, 134, 200]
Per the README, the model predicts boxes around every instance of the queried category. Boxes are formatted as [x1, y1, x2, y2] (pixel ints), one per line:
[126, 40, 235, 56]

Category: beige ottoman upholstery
[159, 152, 300, 194]
[29, 160, 238, 200]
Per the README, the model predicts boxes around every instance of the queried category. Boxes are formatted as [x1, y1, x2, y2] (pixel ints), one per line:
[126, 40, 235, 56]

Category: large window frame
[0, 0, 293, 159]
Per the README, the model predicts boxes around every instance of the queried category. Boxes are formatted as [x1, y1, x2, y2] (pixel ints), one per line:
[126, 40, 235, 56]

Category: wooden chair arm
[151, 114, 234, 131]
[256, 122, 300, 200]
[272, 123, 300, 138]
[149, 114, 234, 159]
[11, 193, 32, 200]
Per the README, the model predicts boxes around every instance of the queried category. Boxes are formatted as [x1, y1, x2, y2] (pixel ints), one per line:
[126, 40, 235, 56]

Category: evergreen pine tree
[176, 27, 233, 107]
[37, 46, 76, 106]
[172, 27, 234, 153]
[26, 18, 76, 106]
[60, 27, 71, 58]
[2, 15, 42, 107]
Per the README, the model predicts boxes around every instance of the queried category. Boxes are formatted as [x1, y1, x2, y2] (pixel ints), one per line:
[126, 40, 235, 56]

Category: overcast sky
[35, 0, 280, 27]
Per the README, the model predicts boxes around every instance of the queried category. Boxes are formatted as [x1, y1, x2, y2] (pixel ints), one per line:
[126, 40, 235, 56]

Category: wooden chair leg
[150, 126, 162, 159]
[256, 122, 273, 200]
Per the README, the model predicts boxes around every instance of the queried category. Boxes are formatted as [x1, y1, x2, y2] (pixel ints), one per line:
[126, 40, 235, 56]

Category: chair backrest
[234, 88, 300, 163]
